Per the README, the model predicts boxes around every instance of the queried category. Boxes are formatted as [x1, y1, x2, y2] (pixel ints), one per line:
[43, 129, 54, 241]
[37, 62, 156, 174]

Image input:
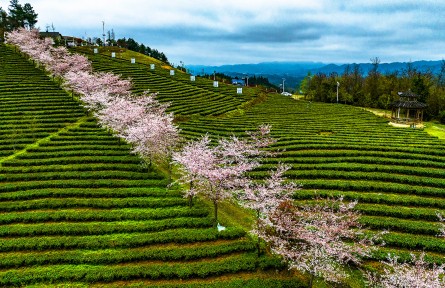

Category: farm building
[231, 78, 245, 86]
[389, 91, 427, 124]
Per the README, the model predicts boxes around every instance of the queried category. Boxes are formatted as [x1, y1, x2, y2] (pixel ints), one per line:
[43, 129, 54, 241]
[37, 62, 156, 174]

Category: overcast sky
[1, 0, 445, 65]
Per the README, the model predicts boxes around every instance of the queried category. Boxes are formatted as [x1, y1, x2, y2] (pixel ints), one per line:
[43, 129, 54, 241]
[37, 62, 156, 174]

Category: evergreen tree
[5, 0, 37, 30]
[22, 3, 37, 29]
[8, 0, 24, 29]
[0, 7, 7, 41]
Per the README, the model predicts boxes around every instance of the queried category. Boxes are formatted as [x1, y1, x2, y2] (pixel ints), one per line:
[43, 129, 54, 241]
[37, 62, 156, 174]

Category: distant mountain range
[187, 60, 444, 92]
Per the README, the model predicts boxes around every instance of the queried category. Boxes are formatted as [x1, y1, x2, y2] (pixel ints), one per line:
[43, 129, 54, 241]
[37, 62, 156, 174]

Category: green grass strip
[0, 116, 88, 166]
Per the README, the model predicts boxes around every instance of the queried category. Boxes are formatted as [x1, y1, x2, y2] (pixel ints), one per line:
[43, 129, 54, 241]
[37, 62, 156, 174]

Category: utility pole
[282, 78, 286, 93]
[336, 81, 340, 103]
[102, 21, 105, 47]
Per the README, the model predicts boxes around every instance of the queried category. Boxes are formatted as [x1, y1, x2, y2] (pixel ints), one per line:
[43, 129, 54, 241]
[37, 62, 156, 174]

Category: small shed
[389, 91, 427, 124]
[231, 79, 245, 86]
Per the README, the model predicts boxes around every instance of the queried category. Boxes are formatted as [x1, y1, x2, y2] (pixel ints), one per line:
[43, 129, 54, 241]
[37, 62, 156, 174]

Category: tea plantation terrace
[74, 47, 260, 117]
[0, 44, 299, 287]
[179, 95, 445, 263]
[79, 46, 445, 266]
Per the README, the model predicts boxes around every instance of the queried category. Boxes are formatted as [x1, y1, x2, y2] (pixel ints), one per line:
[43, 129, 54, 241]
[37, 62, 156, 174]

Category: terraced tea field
[74, 47, 260, 116]
[5, 40, 445, 286]
[179, 95, 445, 263]
[0, 45, 299, 287]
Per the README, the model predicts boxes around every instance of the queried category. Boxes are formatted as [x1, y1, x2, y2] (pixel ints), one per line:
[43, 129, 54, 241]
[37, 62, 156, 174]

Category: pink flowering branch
[6, 28, 179, 175]
[259, 197, 378, 287]
[366, 253, 445, 288]
[237, 164, 299, 254]
[172, 125, 275, 225]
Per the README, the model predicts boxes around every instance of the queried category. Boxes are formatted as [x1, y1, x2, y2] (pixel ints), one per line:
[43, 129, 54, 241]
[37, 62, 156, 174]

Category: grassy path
[0, 116, 88, 166]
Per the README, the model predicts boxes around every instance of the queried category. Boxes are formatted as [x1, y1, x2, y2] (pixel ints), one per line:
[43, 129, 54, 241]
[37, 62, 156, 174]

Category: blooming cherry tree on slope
[259, 197, 377, 287]
[171, 135, 214, 207]
[6, 27, 179, 174]
[125, 111, 179, 166]
[172, 125, 275, 225]
[236, 164, 299, 253]
[366, 253, 445, 288]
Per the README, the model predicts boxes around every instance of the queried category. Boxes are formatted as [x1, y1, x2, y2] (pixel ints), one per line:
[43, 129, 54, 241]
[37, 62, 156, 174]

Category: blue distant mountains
[187, 60, 444, 92]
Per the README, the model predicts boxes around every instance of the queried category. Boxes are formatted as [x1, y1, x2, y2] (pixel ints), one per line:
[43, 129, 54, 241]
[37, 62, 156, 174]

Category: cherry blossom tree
[172, 125, 275, 226]
[171, 135, 213, 207]
[63, 71, 131, 102]
[48, 49, 91, 78]
[236, 164, 299, 254]
[259, 197, 378, 287]
[6, 27, 180, 178]
[125, 110, 179, 167]
[6, 28, 90, 78]
[366, 253, 445, 288]
[6, 28, 48, 66]
[96, 97, 145, 135]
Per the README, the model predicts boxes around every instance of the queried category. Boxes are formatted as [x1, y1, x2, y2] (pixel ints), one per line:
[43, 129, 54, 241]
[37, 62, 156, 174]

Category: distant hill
[314, 60, 445, 76]
[188, 60, 445, 92]
[188, 62, 325, 76]
[187, 62, 326, 93]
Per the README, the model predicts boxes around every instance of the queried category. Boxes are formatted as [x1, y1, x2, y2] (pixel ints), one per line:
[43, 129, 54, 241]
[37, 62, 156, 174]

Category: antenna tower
[102, 21, 105, 46]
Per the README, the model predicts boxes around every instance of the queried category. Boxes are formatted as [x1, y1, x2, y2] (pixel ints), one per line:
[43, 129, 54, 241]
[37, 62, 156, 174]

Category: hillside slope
[0, 45, 300, 287]
[179, 94, 445, 264]
[74, 47, 262, 117]
[76, 47, 445, 278]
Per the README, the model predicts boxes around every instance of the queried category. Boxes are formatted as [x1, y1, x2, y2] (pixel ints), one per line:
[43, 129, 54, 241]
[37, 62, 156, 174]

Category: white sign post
[170, 70, 175, 76]
[213, 81, 219, 88]
[111, 52, 116, 58]
[131, 58, 136, 64]
[93, 48, 98, 54]
[150, 64, 155, 70]
[237, 88, 243, 94]
[190, 76, 196, 81]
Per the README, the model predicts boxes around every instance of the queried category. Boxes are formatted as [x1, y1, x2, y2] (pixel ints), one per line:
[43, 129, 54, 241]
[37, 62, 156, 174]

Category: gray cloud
[1, 0, 444, 65]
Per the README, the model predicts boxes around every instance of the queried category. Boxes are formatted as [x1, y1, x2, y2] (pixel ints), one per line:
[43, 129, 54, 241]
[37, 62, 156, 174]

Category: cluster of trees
[0, 0, 38, 41]
[7, 28, 445, 287]
[231, 75, 278, 89]
[115, 37, 169, 64]
[300, 57, 445, 120]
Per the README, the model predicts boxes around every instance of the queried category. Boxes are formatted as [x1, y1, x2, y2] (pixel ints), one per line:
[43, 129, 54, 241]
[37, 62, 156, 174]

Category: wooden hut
[389, 91, 427, 124]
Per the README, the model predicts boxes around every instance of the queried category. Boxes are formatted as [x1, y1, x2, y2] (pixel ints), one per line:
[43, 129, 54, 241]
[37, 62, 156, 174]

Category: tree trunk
[188, 181, 194, 208]
[309, 274, 315, 288]
[213, 200, 218, 227]
[256, 210, 261, 255]
[167, 155, 172, 184]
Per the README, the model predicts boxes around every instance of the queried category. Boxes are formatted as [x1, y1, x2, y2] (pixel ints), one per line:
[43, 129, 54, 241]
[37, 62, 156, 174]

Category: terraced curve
[0, 45, 299, 287]
[179, 95, 445, 264]
[75, 48, 260, 116]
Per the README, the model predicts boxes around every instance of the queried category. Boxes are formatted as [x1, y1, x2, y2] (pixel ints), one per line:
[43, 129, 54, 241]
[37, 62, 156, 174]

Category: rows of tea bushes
[74, 48, 260, 116]
[179, 94, 445, 260]
[0, 45, 301, 287]
[0, 45, 85, 159]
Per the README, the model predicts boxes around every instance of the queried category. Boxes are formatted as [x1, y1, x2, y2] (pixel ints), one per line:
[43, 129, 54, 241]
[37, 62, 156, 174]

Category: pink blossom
[172, 126, 275, 225]
[258, 197, 378, 286]
[367, 253, 445, 288]
[6, 28, 179, 172]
